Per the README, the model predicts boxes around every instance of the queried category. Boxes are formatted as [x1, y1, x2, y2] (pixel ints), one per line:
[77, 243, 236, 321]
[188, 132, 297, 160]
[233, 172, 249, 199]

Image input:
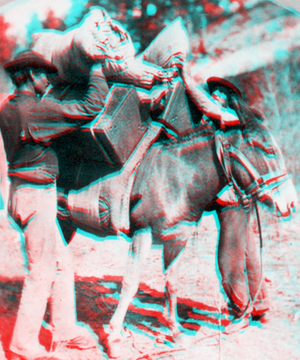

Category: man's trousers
[9, 178, 79, 356]
[218, 205, 270, 317]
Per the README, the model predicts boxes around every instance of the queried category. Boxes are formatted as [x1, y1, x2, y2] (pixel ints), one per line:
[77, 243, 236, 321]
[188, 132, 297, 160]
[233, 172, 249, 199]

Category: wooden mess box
[52, 84, 150, 190]
[156, 80, 195, 136]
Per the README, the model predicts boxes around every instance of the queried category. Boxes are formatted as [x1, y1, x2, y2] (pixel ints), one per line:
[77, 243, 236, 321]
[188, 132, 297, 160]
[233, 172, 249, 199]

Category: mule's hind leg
[108, 228, 152, 340]
[163, 236, 190, 340]
[165, 261, 182, 339]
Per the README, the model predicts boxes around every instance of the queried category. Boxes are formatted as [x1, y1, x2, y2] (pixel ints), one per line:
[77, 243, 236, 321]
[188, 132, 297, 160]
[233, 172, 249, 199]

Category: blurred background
[0, 3, 299, 359]
[0, 0, 299, 186]
[0, 0, 298, 289]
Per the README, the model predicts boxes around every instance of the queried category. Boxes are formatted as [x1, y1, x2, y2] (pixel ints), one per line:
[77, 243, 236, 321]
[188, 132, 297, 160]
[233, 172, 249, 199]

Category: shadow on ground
[0, 276, 239, 360]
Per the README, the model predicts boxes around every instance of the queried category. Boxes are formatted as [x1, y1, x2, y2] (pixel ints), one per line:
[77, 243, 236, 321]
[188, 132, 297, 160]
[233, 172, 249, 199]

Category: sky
[272, 0, 300, 13]
[0, 0, 298, 97]
[0, 0, 299, 51]
[0, 0, 86, 47]
[0, 0, 90, 99]
[0, 0, 299, 41]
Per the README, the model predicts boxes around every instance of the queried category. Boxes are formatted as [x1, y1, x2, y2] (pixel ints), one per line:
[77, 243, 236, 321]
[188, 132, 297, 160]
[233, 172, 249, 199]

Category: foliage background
[0, 0, 299, 187]
[0, 2, 299, 359]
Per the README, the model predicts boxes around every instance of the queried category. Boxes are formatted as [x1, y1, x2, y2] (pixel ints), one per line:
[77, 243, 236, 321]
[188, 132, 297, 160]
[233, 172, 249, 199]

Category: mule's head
[217, 104, 298, 219]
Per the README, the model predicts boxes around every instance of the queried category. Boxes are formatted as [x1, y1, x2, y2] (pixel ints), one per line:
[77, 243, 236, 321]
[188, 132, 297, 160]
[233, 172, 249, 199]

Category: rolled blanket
[138, 17, 189, 70]
[67, 123, 163, 236]
[32, 7, 189, 87]
[33, 7, 135, 84]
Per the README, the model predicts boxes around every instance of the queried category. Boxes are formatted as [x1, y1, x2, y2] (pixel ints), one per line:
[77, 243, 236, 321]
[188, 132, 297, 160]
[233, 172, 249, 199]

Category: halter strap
[215, 132, 251, 210]
[215, 130, 289, 211]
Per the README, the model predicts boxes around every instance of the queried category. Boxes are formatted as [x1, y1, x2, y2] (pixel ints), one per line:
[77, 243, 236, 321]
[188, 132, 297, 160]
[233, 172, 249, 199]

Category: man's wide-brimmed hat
[4, 50, 58, 74]
[207, 77, 242, 99]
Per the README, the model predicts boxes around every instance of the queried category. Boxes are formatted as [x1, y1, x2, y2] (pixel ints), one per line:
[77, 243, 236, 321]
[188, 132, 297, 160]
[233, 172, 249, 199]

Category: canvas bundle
[138, 17, 189, 69]
[32, 7, 189, 86]
[32, 7, 136, 84]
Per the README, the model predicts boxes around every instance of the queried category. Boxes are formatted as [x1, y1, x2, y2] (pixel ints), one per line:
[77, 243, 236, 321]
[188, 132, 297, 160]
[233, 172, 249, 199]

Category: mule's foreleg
[108, 228, 152, 339]
[217, 207, 249, 316]
[165, 261, 182, 339]
[163, 237, 190, 339]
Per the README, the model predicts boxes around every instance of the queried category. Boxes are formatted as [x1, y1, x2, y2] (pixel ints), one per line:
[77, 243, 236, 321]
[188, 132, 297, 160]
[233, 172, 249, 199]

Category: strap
[215, 132, 251, 211]
[235, 203, 264, 321]
[216, 183, 240, 207]
[216, 132, 261, 181]
[215, 130, 290, 212]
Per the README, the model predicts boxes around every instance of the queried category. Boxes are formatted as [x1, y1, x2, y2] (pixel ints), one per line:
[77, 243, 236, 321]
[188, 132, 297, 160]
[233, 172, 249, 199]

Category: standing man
[182, 69, 269, 325]
[0, 50, 109, 360]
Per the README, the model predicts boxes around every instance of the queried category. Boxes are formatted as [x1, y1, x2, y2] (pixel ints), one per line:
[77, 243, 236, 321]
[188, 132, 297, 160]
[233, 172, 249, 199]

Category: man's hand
[121, 62, 177, 88]
[162, 52, 186, 70]
[0, 209, 7, 220]
[181, 64, 195, 90]
[136, 84, 170, 112]
[153, 68, 178, 83]
[91, 63, 105, 77]
[150, 84, 170, 112]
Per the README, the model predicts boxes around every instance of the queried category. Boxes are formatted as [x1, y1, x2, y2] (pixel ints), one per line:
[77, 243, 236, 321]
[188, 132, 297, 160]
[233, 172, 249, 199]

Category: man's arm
[29, 64, 110, 143]
[182, 68, 240, 128]
[0, 130, 9, 215]
[33, 63, 109, 125]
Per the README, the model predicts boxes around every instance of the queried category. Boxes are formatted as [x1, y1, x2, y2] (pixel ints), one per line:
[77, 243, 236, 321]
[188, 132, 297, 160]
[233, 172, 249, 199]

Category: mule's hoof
[162, 331, 192, 350]
[252, 312, 269, 324]
[252, 307, 270, 323]
[7, 347, 49, 360]
[171, 332, 192, 348]
[104, 328, 134, 359]
[221, 303, 237, 321]
[194, 327, 220, 343]
[223, 316, 250, 335]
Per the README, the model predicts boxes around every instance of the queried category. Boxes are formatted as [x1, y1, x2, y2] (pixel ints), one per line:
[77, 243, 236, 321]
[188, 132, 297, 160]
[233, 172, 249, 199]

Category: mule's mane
[161, 123, 216, 149]
[160, 101, 267, 151]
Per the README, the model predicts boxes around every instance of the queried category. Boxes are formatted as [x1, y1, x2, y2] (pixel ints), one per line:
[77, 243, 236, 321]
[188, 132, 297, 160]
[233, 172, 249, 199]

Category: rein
[214, 130, 286, 321]
[237, 202, 264, 320]
[215, 130, 290, 212]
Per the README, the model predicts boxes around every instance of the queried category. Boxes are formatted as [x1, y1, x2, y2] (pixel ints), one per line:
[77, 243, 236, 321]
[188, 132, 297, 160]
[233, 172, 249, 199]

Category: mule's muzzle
[215, 133, 298, 218]
[257, 177, 298, 218]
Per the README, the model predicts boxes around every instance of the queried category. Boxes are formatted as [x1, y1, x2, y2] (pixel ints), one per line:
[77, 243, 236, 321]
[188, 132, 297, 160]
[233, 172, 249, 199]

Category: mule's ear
[243, 120, 272, 153]
[248, 107, 267, 125]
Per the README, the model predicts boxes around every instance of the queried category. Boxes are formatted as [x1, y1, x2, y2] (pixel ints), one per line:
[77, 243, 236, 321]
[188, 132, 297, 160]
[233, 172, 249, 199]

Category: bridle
[215, 130, 291, 212]
[215, 129, 291, 320]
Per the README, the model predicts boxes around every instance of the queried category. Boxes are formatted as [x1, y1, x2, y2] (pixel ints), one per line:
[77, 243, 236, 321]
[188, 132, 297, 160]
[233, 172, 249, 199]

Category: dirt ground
[0, 194, 299, 360]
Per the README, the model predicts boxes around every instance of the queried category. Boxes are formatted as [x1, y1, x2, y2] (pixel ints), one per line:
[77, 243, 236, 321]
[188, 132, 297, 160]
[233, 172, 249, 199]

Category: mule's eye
[266, 148, 275, 155]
